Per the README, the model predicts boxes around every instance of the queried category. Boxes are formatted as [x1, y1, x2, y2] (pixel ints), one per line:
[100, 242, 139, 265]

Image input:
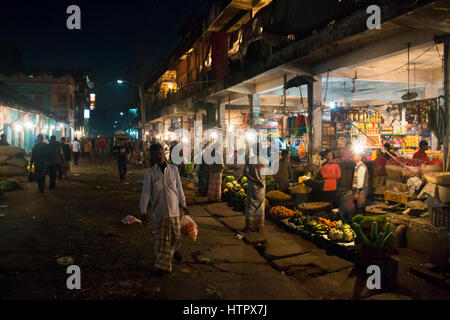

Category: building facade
[143, 0, 450, 168]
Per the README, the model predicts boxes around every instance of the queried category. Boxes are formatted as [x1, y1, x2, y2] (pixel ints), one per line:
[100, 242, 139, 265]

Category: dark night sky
[0, 0, 209, 136]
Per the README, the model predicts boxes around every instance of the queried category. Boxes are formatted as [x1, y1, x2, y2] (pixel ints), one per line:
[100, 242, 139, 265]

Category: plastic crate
[431, 206, 450, 230]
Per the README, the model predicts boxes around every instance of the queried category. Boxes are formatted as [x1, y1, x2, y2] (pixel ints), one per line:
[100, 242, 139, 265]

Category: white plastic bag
[180, 215, 198, 240]
[122, 215, 142, 224]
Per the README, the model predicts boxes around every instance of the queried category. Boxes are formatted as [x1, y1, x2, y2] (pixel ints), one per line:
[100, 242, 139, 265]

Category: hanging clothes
[212, 32, 230, 80]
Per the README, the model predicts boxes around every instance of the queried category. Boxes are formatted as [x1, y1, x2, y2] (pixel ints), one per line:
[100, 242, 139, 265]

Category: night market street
[0, 156, 448, 300]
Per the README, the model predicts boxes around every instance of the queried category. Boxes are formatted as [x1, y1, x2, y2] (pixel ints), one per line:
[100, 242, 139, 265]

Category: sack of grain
[402, 165, 421, 177]
[421, 164, 443, 174]
[5, 157, 28, 168]
[0, 154, 11, 164]
[386, 165, 402, 179]
[0, 165, 27, 177]
[0, 145, 26, 158]
[422, 172, 440, 184]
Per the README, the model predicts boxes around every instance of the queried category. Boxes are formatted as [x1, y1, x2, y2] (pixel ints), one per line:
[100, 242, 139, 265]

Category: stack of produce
[266, 190, 292, 204]
[352, 221, 395, 248]
[222, 175, 248, 208]
[302, 216, 330, 235]
[328, 221, 356, 243]
[269, 205, 297, 218]
[288, 214, 304, 228]
[289, 183, 312, 194]
[318, 217, 336, 228]
[265, 175, 276, 192]
[352, 214, 386, 233]
[0, 145, 28, 177]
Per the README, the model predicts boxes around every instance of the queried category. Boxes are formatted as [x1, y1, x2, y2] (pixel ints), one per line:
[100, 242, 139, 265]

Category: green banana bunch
[352, 221, 395, 248]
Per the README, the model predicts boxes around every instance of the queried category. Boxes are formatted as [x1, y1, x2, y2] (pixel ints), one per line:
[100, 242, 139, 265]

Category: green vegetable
[0, 180, 21, 193]
[353, 221, 396, 248]
[224, 176, 235, 183]
[383, 223, 393, 240]
[384, 233, 395, 247]
[352, 223, 371, 246]
[240, 176, 247, 184]
[373, 235, 385, 248]
[370, 221, 378, 244]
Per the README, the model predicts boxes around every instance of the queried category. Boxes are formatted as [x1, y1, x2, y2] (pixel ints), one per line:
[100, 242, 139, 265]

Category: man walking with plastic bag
[139, 143, 190, 276]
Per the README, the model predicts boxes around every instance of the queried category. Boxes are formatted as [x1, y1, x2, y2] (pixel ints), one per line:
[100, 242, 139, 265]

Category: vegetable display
[303, 217, 330, 235]
[328, 221, 356, 243]
[318, 217, 336, 228]
[266, 190, 292, 202]
[269, 206, 297, 217]
[352, 221, 395, 248]
[222, 175, 247, 207]
[352, 214, 386, 229]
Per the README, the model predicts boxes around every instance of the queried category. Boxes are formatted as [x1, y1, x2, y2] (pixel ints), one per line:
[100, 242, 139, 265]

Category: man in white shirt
[71, 138, 81, 165]
[352, 152, 369, 214]
[140, 143, 190, 276]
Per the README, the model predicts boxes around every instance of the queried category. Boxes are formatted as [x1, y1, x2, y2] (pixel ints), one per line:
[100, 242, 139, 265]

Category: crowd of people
[29, 134, 115, 193]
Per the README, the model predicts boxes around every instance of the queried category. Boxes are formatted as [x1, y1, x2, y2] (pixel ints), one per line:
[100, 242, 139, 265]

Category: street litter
[181, 215, 198, 240]
[56, 256, 74, 265]
[236, 234, 244, 240]
[122, 215, 142, 224]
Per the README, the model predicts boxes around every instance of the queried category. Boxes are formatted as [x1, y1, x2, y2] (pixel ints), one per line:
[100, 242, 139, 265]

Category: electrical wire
[333, 44, 436, 79]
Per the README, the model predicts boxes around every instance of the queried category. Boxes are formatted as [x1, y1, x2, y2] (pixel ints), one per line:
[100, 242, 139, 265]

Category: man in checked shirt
[140, 143, 190, 276]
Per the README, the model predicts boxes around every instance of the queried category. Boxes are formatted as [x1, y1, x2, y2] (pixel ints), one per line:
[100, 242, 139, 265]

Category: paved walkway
[0, 157, 448, 300]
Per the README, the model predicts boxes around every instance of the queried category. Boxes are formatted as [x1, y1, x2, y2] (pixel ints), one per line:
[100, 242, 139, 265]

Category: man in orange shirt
[413, 140, 429, 163]
[320, 151, 341, 208]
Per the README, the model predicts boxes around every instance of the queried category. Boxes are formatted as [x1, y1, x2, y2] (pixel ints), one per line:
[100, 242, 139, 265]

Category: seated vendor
[413, 140, 430, 163]
[353, 152, 369, 214]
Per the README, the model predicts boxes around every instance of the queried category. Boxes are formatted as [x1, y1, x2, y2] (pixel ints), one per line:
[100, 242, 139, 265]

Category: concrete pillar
[424, 86, 440, 151]
[312, 76, 322, 153]
[307, 76, 322, 160]
[248, 94, 260, 127]
[444, 38, 450, 171]
[219, 102, 226, 129]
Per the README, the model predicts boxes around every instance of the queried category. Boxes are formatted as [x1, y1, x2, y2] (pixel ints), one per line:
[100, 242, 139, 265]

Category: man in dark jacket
[47, 135, 64, 189]
[115, 141, 130, 183]
[337, 159, 356, 223]
[31, 134, 49, 193]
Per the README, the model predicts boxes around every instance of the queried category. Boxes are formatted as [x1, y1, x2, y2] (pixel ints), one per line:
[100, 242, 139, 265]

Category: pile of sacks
[0, 145, 28, 177]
